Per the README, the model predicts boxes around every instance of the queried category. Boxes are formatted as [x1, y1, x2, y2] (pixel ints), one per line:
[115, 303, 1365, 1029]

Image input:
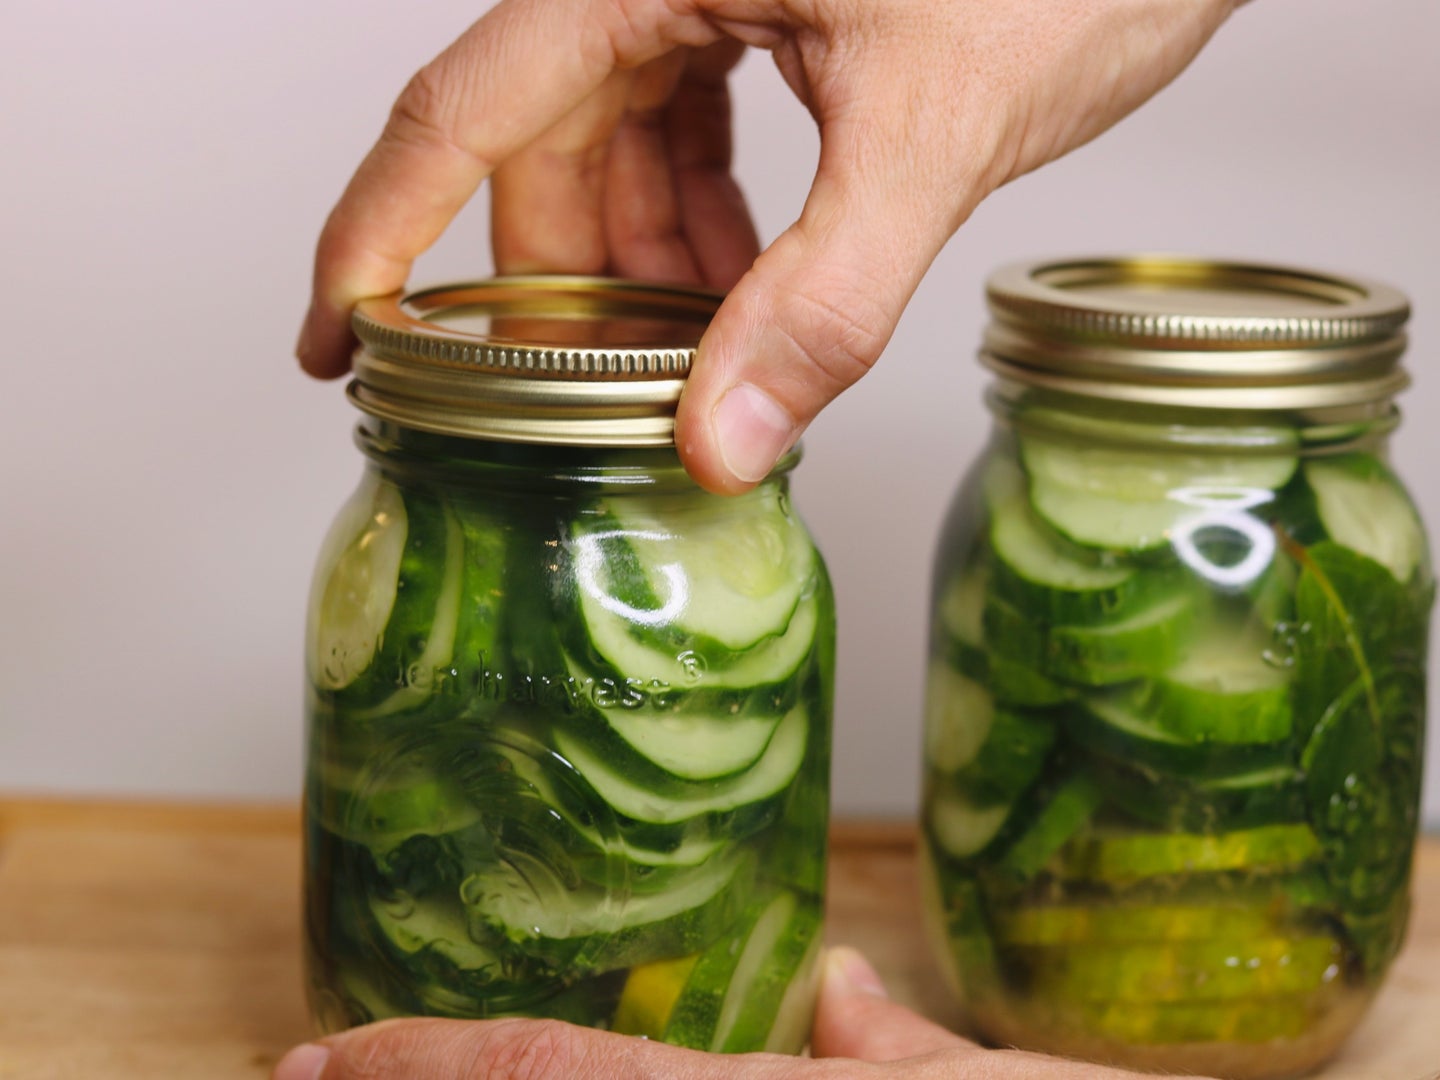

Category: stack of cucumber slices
[924, 421, 1431, 1050]
[304, 476, 831, 1050]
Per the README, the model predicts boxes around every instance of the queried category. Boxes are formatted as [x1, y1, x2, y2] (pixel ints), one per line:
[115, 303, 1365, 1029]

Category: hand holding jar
[296, 0, 1242, 493]
[274, 947, 1212, 1080]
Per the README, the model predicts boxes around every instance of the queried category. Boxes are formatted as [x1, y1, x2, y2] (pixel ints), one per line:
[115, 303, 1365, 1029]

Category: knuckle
[387, 64, 467, 156]
[772, 273, 890, 391]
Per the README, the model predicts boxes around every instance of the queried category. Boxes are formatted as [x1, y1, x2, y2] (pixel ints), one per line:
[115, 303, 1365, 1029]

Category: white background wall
[3, 0, 1438, 826]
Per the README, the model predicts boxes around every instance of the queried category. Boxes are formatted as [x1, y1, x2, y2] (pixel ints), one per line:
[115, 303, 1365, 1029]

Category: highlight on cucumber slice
[571, 486, 815, 650]
[308, 472, 409, 691]
[1305, 457, 1427, 582]
[353, 499, 468, 719]
[1016, 413, 1298, 552]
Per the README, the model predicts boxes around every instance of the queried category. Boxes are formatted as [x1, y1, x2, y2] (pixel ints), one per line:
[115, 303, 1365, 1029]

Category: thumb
[673, 103, 970, 494]
[810, 946, 974, 1062]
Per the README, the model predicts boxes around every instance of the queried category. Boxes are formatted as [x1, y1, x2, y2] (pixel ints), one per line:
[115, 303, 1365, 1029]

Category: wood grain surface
[0, 800, 1435, 1080]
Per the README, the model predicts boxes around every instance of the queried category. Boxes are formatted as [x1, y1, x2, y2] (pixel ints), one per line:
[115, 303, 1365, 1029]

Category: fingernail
[295, 305, 315, 365]
[824, 945, 889, 999]
[273, 1042, 330, 1080]
[713, 383, 797, 484]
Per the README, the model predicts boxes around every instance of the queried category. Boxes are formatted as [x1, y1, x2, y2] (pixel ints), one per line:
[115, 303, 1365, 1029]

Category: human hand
[272, 946, 1212, 1078]
[297, 0, 1240, 493]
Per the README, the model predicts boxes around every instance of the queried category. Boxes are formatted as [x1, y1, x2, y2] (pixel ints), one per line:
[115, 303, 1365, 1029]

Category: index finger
[297, 0, 722, 377]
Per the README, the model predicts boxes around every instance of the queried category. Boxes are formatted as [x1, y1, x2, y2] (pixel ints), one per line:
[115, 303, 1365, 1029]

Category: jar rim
[981, 255, 1411, 410]
[350, 276, 723, 446]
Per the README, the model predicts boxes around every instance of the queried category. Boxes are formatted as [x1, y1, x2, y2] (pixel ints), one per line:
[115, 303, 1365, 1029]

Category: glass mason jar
[921, 257, 1431, 1078]
[303, 278, 834, 1052]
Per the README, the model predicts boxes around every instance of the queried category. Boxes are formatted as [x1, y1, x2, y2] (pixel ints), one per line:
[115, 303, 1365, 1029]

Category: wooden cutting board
[0, 800, 1435, 1079]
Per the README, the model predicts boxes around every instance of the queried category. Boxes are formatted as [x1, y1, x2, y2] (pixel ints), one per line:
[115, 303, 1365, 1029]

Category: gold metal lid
[349, 277, 722, 445]
[981, 256, 1411, 411]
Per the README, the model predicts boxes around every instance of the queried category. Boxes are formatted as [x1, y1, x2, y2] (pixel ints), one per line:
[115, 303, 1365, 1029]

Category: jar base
[966, 986, 1376, 1080]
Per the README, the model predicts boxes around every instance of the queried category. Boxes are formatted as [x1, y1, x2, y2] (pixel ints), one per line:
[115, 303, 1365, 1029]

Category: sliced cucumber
[307, 472, 409, 691]
[929, 783, 1012, 860]
[576, 594, 820, 691]
[313, 752, 481, 854]
[591, 708, 783, 785]
[924, 664, 994, 773]
[1017, 414, 1298, 552]
[1065, 991, 1330, 1045]
[716, 895, 821, 1053]
[989, 490, 1144, 625]
[1070, 691, 1291, 775]
[1028, 484, 1189, 553]
[1058, 823, 1321, 885]
[756, 930, 823, 1053]
[571, 487, 814, 651]
[919, 852, 1000, 998]
[709, 892, 819, 1051]
[1095, 758, 1306, 834]
[627, 890, 822, 1053]
[995, 773, 1102, 880]
[987, 590, 1196, 687]
[369, 893, 499, 973]
[612, 953, 701, 1039]
[1022, 934, 1342, 1004]
[462, 847, 752, 972]
[949, 708, 1056, 806]
[996, 901, 1280, 947]
[562, 653, 786, 781]
[1139, 615, 1293, 744]
[938, 565, 987, 647]
[986, 655, 1072, 707]
[353, 498, 467, 719]
[554, 705, 809, 826]
[485, 736, 730, 870]
[1305, 457, 1427, 582]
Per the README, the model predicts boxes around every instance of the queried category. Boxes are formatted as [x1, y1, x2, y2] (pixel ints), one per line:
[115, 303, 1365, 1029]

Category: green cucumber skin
[306, 457, 833, 1045]
[924, 428, 1433, 1050]
[317, 487, 461, 715]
